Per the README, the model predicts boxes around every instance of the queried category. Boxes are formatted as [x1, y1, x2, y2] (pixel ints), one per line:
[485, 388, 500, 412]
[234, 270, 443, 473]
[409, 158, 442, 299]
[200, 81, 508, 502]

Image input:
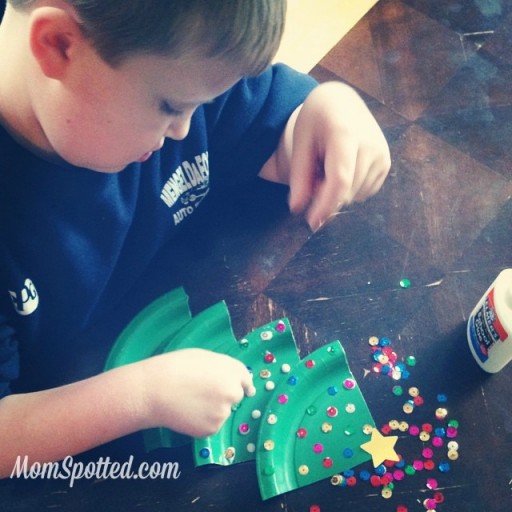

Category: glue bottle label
[468, 287, 507, 364]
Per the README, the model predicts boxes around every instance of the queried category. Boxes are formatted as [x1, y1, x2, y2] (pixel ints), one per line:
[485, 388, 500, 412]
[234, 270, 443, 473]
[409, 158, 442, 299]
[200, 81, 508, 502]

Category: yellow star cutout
[360, 428, 400, 467]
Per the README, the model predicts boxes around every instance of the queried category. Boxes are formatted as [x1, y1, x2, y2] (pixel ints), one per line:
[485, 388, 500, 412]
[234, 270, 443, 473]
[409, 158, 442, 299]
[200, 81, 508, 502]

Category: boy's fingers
[288, 121, 316, 215]
[306, 137, 357, 230]
[241, 366, 256, 397]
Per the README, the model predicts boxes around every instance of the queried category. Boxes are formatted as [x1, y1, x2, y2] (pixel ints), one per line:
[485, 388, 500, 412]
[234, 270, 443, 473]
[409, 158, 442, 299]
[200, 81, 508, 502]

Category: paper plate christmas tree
[104, 289, 395, 499]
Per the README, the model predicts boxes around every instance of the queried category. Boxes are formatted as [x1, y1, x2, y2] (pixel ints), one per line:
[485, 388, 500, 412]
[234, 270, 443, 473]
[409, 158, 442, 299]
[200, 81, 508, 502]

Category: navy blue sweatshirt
[0, 64, 317, 397]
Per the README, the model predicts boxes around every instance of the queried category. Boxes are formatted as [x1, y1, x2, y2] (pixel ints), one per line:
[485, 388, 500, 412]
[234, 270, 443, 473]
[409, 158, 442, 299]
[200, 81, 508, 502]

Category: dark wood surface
[3, 0, 512, 510]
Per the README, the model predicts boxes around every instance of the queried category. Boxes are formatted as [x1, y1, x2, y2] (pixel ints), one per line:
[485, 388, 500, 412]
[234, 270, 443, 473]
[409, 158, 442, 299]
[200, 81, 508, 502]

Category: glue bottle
[467, 269, 512, 373]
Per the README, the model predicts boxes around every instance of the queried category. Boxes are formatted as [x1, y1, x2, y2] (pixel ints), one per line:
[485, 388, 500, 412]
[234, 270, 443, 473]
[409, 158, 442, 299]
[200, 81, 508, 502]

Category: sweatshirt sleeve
[204, 64, 318, 191]
[0, 312, 19, 399]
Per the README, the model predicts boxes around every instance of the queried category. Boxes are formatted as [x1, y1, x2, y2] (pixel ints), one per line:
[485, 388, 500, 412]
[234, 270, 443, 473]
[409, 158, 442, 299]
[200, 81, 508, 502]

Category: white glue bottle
[467, 269, 512, 373]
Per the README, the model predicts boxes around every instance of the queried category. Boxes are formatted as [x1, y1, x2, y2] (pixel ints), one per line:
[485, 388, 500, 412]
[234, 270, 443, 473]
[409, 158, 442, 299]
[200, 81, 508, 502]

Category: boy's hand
[138, 349, 255, 438]
[260, 81, 391, 231]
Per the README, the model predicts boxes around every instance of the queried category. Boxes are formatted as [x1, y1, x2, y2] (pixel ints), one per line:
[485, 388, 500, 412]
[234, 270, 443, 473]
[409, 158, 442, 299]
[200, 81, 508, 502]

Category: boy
[0, 0, 390, 476]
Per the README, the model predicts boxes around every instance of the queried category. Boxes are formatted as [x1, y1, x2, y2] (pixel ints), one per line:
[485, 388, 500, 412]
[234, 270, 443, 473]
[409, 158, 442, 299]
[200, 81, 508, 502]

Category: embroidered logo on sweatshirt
[9, 278, 39, 316]
[160, 151, 210, 226]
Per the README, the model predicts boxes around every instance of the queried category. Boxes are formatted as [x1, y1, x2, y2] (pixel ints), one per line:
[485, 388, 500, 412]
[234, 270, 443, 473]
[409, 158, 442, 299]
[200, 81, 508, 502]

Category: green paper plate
[193, 318, 300, 467]
[104, 287, 192, 371]
[256, 341, 375, 500]
[143, 300, 239, 451]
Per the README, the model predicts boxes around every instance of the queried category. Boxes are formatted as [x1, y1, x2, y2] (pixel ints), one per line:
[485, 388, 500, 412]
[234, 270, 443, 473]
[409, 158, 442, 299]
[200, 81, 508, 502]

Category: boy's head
[8, 0, 286, 74]
[1, 1, 286, 173]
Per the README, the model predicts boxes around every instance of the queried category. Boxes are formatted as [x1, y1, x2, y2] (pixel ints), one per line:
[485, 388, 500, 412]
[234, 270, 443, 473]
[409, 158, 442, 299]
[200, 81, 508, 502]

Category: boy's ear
[29, 7, 84, 80]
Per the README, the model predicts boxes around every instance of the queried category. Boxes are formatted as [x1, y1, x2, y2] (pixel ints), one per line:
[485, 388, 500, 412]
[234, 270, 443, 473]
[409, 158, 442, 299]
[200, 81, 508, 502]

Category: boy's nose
[165, 114, 193, 141]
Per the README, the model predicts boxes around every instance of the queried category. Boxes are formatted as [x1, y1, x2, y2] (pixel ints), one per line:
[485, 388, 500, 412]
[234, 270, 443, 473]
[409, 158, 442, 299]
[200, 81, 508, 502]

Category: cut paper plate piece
[193, 318, 300, 468]
[143, 300, 239, 452]
[104, 287, 192, 370]
[256, 341, 376, 500]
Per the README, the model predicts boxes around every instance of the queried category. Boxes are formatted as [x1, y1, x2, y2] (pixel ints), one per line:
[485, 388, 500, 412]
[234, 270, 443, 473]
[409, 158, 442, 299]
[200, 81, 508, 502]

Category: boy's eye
[159, 100, 183, 116]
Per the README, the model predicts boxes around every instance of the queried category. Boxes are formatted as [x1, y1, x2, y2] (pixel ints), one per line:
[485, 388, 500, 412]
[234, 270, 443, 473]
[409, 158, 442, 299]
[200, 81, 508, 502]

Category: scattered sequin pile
[329, 336, 460, 511]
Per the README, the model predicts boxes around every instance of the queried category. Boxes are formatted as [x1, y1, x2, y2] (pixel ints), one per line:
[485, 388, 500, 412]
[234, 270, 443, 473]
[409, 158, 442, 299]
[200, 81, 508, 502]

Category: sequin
[343, 378, 356, 390]
[359, 470, 371, 481]
[343, 448, 354, 458]
[275, 320, 286, 332]
[403, 402, 414, 414]
[398, 421, 409, 432]
[251, 409, 261, 419]
[438, 462, 451, 473]
[381, 486, 393, 499]
[413, 460, 424, 471]
[408, 387, 419, 397]
[424, 498, 437, 509]
[238, 423, 250, 435]
[313, 443, 324, 454]
[224, 447, 236, 459]
[280, 363, 291, 373]
[435, 407, 448, 420]
[369, 336, 380, 346]
[409, 425, 420, 436]
[404, 465, 416, 476]
[239, 338, 249, 349]
[419, 431, 430, 442]
[305, 359, 315, 369]
[447, 449, 459, 460]
[309, 506, 321, 512]
[265, 381, 275, 391]
[328, 385, 339, 395]
[263, 465, 275, 476]
[277, 394, 288, 404]
[199, 448, 210, 459]
[260, 330, 273, 341]
[434, 492, 445, 503]
[399, 278, 411, 289]
[345, 403, 356, 413]
[370, 475, 381, 487]
[393, 469, 405, 481]
[446, 427, 458, 438]
[246, 443, 256, 453]
[363, 424, 374, 435]
[346, 476, 357, 486]
[322, 457, 333, 468]
[447, 441, 459, 451]
[298, 465, 309, 475]
[321, 422, 333, 433]
[264, 352, 276, 363]
[326, 406, 338, 417]
[432, 437, 443, 448]
[381, 424, 392, 435]
[296, 427, 308, 438]
[434, 427, 446, 437]
[389, 420, 400, 430]
[267, 414, 278, 425]
[422, 447, 434, 459]
[331, 474, 343, 486]
[392, 385, 404, 396]
[287, 375, 298, 385]
[423, 460, 435, 471]
[380, 337, 392, 347]
[306, 405, 317, 416]
[406, 355, 417, 366]
[259, 369, 271, 379]
[263, 440, 275, 451]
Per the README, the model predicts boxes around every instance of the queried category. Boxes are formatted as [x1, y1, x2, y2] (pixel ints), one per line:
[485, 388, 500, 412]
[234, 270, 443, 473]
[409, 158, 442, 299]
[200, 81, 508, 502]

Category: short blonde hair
[9, 0, 286, 74]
